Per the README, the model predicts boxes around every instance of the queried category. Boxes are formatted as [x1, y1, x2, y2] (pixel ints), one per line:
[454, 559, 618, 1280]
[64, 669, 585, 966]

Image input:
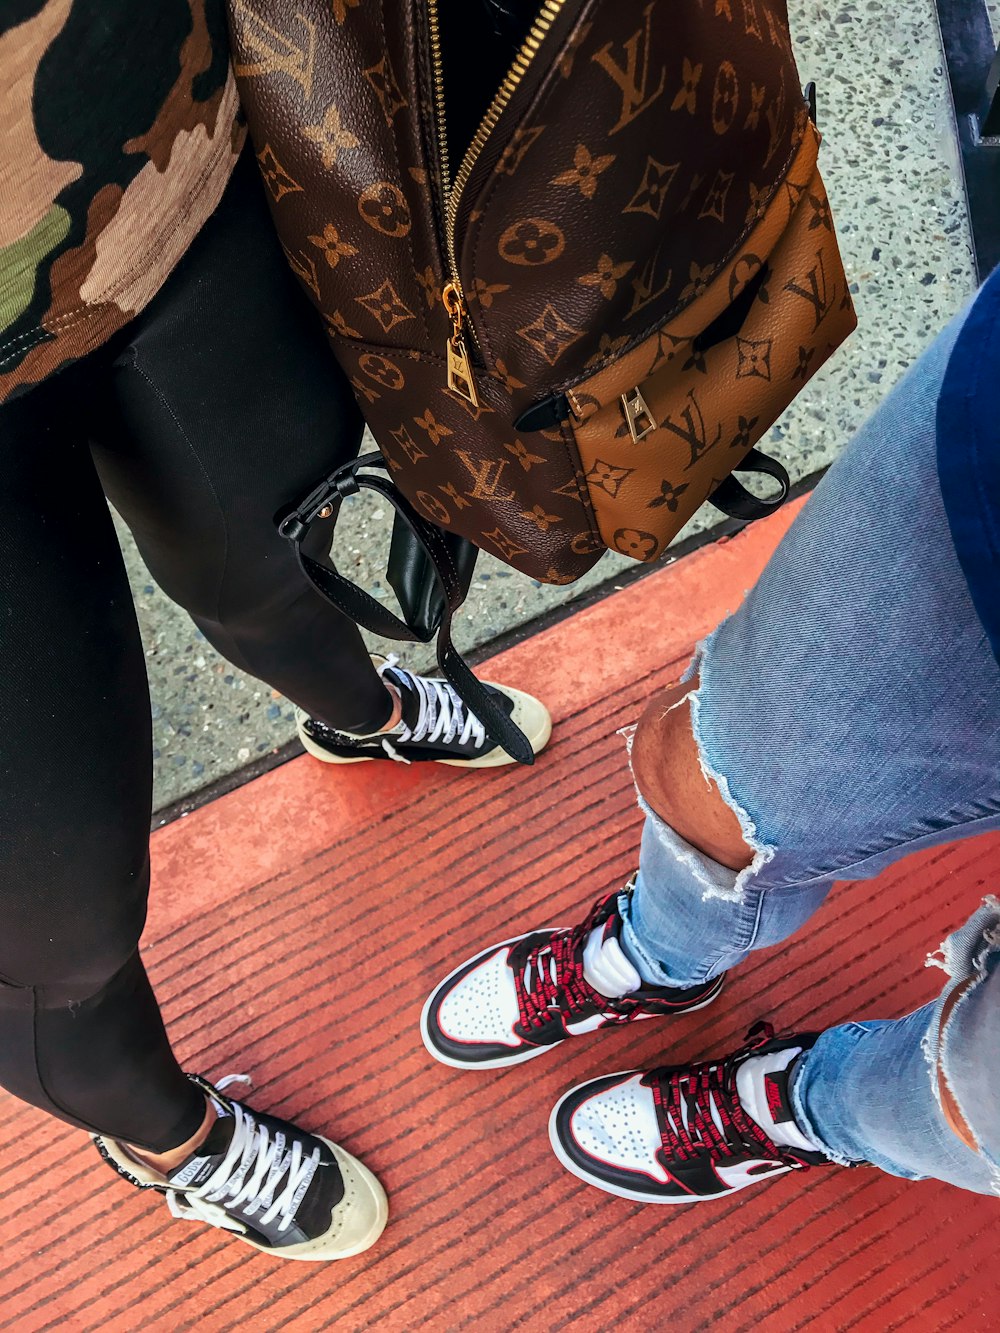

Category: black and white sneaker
[297, 655, 551, 768]
[421, 885, 724, 1070]
[549, 1022, 832, 1204]
[95, 1075, 388, 1260]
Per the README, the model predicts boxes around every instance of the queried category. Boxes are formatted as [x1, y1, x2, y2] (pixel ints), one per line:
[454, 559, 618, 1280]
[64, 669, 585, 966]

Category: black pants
[0, 157, 394, 1151]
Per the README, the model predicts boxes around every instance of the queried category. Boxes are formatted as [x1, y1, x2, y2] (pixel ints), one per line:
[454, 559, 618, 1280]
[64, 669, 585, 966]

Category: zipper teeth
[425, 0, 451, 207]
[444, 0, 567, 291]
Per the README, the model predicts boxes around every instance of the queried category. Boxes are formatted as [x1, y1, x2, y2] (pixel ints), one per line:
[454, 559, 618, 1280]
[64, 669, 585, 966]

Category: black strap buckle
[276, 451, 385, 540]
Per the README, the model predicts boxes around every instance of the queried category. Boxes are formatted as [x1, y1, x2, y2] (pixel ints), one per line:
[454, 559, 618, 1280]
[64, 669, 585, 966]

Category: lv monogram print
[568, 128, 856, 563]
[229, 0, 855, 584]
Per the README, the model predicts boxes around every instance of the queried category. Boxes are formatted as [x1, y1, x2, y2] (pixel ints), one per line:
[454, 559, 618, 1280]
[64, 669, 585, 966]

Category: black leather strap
[387, 514, 478, 641]
[709, 449, 790, 521]
[277, 452, 534, 765]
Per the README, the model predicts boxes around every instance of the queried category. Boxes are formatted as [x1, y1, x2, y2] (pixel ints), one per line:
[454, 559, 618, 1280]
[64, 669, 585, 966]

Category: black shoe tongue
[167, 1109, 236, 1190]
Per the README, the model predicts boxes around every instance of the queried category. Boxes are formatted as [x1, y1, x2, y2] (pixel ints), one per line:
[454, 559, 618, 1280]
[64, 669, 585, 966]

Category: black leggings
[0, 156, 393, 1151]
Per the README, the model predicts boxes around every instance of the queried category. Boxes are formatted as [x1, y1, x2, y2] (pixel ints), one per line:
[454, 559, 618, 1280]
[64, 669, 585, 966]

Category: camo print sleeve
[0, 0, 245, 403]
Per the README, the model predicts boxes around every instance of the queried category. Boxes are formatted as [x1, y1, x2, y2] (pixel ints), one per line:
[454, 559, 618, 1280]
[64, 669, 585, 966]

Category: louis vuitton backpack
[229, 0, 857, 762]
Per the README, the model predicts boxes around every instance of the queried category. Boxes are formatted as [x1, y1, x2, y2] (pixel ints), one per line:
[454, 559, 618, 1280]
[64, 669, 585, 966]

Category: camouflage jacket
[0, 0, 245, 403]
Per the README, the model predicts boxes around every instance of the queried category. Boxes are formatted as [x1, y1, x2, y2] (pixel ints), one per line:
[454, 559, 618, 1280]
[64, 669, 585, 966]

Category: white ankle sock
[736, 1048, 818, 1153]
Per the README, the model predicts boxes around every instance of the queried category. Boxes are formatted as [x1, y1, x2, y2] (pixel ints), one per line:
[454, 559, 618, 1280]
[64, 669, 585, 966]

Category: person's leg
[621, 305, 1000, 987]
[793, 898, 1000, 1194]
[0, 374, 205, 1152]
[90, 152, 551, 765]
[0, 368, 388, 1259]
[422, 302, 1000, 1071]
[89, 154, 394, 736]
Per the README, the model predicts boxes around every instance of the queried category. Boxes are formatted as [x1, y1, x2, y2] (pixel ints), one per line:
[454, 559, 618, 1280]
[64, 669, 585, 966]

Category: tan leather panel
[570, 128, 856, 564]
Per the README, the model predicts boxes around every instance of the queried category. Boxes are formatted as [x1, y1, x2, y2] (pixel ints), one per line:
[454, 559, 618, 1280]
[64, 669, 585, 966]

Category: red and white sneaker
[549, 1022, 832, 1204]
[420, 886, 724, 1070]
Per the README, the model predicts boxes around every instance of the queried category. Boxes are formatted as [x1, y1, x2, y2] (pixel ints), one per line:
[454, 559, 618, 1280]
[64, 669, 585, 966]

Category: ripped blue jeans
[621, 306, 1000, 1196]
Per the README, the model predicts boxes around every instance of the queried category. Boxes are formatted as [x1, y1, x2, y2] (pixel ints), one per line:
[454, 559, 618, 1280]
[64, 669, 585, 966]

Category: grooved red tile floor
[4, 500, 999, 1332]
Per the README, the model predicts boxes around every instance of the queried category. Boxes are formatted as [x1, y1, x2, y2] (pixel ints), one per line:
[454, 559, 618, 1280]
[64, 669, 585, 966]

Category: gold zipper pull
[443, 281, 479, 407]
[621, 386, 655, 444]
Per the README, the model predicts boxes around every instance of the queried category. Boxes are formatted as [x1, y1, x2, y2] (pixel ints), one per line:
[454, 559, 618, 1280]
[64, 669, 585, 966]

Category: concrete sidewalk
[128, 0, 979, 812]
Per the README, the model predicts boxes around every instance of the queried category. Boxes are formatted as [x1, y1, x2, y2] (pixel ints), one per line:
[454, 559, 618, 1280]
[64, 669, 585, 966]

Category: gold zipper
[443, 280, 479, 406]
[426, 0, 568, 405]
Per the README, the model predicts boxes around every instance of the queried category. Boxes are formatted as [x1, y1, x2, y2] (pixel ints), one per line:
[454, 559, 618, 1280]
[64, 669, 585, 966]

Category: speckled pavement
[126, 0, 980, 812]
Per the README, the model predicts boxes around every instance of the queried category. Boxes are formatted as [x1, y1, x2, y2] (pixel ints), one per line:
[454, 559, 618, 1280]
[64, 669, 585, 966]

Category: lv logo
[591, 2, 667, 135]
[457, 451, 516, 501]
[784, 250, 836, 330]
[231, 0, 317, 97]
[628, 247, 673, 318]
[662, 390, 723, 468]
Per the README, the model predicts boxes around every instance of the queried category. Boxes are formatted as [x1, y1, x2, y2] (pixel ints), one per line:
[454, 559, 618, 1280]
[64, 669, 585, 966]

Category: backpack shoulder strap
[277, 454, 534, 765]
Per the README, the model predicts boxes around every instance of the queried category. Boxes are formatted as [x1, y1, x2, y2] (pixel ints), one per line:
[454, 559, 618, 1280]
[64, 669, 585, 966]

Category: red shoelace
[511, 893, 639, 1033]
[644, 1023, 808, 1167]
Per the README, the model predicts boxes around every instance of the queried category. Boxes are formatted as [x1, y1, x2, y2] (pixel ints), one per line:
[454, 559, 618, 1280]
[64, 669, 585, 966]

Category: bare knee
[631, 676, 753, 872]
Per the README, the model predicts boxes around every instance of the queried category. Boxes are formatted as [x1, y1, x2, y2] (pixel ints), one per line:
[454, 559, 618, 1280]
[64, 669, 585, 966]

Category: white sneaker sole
[297, 683, 552, 768]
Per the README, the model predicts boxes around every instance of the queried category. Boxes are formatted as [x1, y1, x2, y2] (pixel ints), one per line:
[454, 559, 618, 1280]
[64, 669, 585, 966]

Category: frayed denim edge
[923, 895, 1000, 1197]
[681, 631, 776, 904]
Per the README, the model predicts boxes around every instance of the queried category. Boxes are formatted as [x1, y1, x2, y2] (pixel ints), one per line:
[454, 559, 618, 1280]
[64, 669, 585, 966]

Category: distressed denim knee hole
[924, 896, 1000, 1196]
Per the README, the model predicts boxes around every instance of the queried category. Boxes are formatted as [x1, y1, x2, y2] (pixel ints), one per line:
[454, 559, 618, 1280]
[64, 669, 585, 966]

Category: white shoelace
[166, 1076, 321, 1236]
[376, 656, 486, 764]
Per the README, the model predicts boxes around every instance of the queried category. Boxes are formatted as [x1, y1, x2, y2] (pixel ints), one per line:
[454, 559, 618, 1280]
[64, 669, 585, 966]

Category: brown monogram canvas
[228, 0, 856, 583]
